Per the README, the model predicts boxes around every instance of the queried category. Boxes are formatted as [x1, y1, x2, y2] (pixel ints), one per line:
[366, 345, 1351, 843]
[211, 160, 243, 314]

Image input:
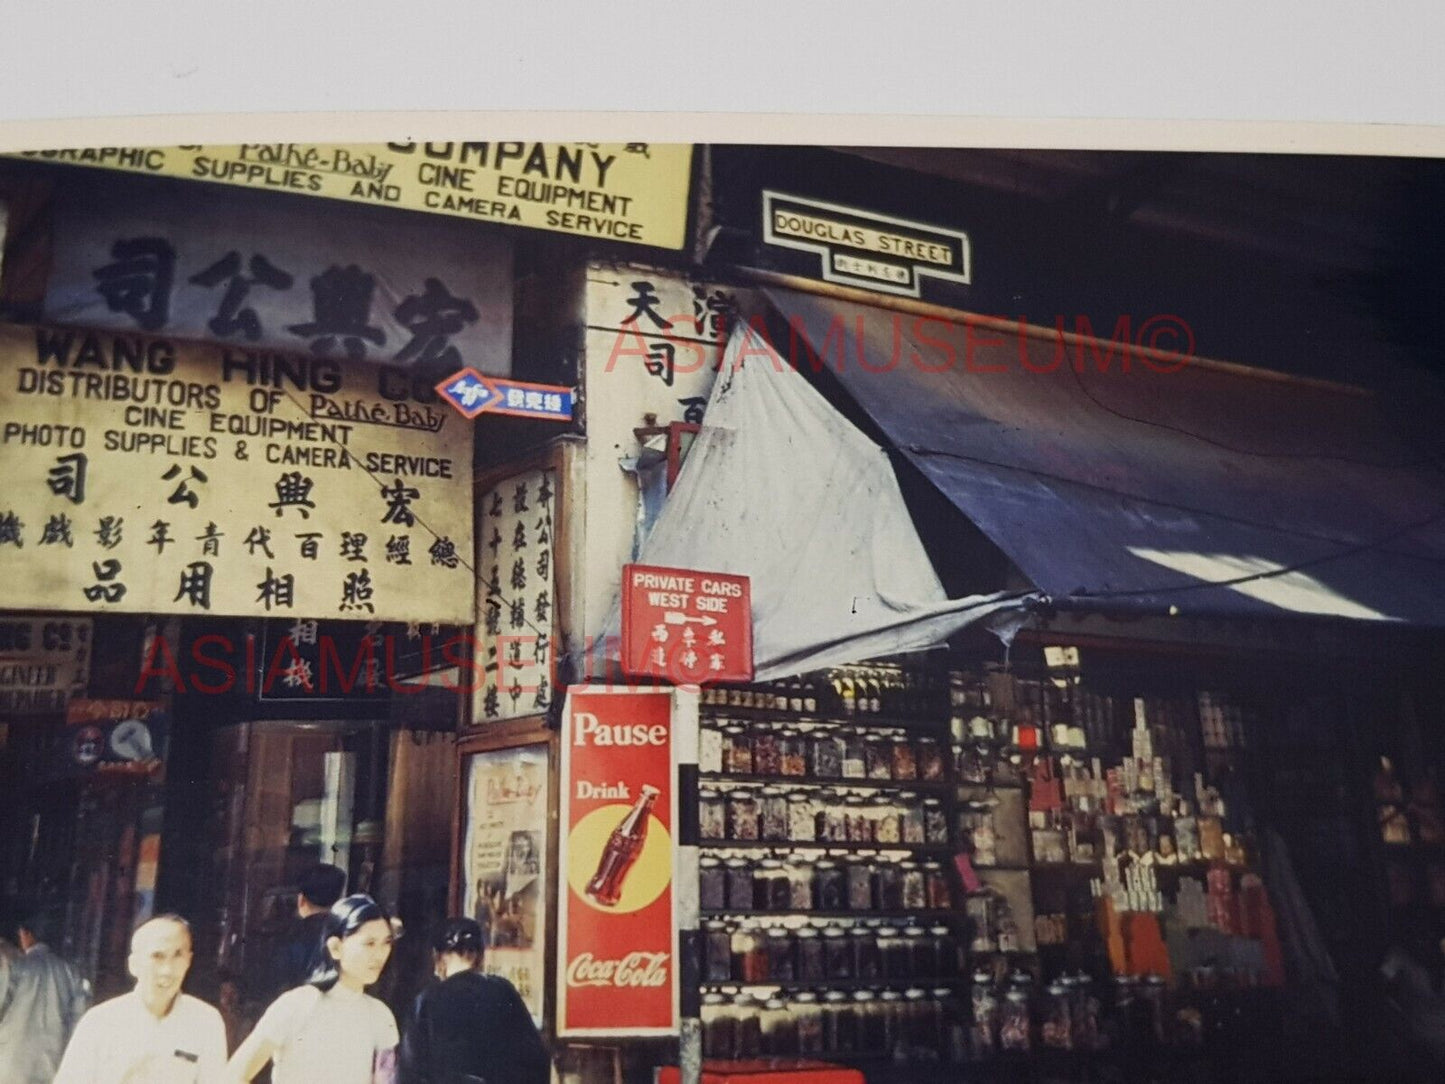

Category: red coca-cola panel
[621, 564, 753, 684]
[558, 686, 679, 1036]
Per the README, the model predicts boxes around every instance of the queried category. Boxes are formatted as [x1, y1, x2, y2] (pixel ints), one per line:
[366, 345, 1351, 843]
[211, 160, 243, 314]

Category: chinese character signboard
[42, 173, 513, 374]
[621, 564, 753, 684]
[474, 468, 557, 722]
[0, 616, 91, 714]
[20, 143, 694, 250]
[58, 699, 167, 778]
[0, 322, 473, 622]
[462, 744, 550, 1027]
[558, 686, 683, 1037]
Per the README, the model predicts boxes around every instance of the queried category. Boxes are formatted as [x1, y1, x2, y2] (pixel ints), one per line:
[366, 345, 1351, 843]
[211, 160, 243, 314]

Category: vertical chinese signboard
[474, 468, 557, 722]
[462, 745, 550, 1027]
[558, 687, 679, 1037]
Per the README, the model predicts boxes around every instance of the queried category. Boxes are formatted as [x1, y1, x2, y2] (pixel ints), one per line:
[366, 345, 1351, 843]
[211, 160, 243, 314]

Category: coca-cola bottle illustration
[585, 785, 660, 907]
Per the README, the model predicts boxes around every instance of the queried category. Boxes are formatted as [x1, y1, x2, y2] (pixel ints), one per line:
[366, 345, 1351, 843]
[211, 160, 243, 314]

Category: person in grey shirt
[0, 909, 90, 1084]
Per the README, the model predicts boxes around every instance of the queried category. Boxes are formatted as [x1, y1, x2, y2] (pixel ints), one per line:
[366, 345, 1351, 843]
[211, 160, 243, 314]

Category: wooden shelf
[700, 909, 961, 921]
[701, 840, 954, 856]
[701, 772, 950, 794]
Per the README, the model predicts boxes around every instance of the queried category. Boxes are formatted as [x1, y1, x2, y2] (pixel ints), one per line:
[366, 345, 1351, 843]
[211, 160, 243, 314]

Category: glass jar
[904, 925, 931, 979]
[936, 986, 968, 1064]
[700, 724, 724, 774]
[699, 857, 725, 911]
[752, 731, 781, 777]
[794, 992, 825, 1055]
[842, 736, 867, 779]
[823, 990, 855, 1054]
[1042, 981, 1073, 1050]
[850, 926, 881, 980]
[811, 732, 845, 779]
[928, 925, 958, 978]
[754, 859, 789, 911]
[701, 992, 733, 1058]
[924, 799, 949, 845]
[917, 738, 946, 782]
[726, 790, 759, 841]
[733, 927, 768, 983]
[699, 788, 726, 841]
[874, 798, 903, 845]
[892, 738, 918, 780]
[724, 726, 753, 774]
[924, 862, 952, 910]
[704, 920, 732, 981]
[766, 928, 795, 981]
[779, 730, 807, 777]
[786, 861, 814, 910]
[999, 989, 1032, 1052]
[846, 860, 875, 911]
[855, 991, 885, 1054]
[823, 927, 853, 979]
[880, 990, 905, 1056]
[814, 860, 846, 911]
[878, 928, 909, 981]
[876, 862, 904, 910]
[725, 858, 753, 911]
[970, 970, 998, 1057]
[759, 787, 789, 842]
[795, 927, 826, 981]
[762, 997, 797, 1056]
[865, 736, 894, 780]
[902, 799, 926, 845]
[904, 988, 934, 1052]
[787, 792, 816, 842]
[816, 790, 846, 843]
[901, 862, 927, 909]
[966, 894, 996, 952]
[734, 994, 763, 1058]
[844, 794, 870, 843]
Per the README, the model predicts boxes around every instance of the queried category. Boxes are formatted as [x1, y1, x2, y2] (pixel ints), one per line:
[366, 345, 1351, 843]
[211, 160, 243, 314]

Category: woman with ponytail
[226, 894, 400, 1084]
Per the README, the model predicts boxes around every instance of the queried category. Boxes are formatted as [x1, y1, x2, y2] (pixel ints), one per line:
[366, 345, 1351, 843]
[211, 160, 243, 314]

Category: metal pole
[674, 686, 702, 1084]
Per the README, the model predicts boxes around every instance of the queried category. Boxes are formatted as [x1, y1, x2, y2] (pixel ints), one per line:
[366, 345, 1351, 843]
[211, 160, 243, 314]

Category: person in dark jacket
[268, 864, 346, 1000]
[399, 918, 548, 1084]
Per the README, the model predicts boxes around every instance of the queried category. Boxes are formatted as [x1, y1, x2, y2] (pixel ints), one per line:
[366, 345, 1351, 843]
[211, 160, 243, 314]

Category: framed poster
[461, 743, 550, 1027]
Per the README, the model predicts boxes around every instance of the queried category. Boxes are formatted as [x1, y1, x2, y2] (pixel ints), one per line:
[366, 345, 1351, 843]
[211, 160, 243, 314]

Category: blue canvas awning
[766, 286, 1445, 626]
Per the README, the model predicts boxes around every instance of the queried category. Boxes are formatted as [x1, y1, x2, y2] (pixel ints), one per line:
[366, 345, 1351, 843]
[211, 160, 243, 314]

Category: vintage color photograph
[1, 136, 1444, 1084]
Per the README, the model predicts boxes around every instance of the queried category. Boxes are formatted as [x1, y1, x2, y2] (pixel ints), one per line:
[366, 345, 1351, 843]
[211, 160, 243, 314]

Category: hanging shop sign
[558, 686, 679, 1037]
[621, 563, 753, 684]
[462, 744, 551, 1027]
[18, 143, 694, 250]
[762, 190, 971, 297]
[0, 616, 91, 714]
[473, 467, 558, 723]
[436, 369, 574, 422]
[0, 322, 473, 622]
[58, 699, 167, 778]
[42, 172, 514, 374]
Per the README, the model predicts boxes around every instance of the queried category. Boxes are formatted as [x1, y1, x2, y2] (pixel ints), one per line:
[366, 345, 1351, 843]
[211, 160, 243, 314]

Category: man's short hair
[130, 913, 192, 954]
[298, 864, 347, 909]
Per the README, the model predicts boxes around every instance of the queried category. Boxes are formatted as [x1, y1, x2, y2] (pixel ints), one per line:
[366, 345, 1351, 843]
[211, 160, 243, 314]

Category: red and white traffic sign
[620, 564, 753, 684]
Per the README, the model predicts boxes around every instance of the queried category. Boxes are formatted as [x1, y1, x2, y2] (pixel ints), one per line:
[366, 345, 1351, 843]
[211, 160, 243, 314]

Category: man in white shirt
[54, 914, 227, 1084]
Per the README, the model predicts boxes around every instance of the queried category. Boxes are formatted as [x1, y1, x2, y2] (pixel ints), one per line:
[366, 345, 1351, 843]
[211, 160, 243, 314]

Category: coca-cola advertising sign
[558, 687, 680, 1036]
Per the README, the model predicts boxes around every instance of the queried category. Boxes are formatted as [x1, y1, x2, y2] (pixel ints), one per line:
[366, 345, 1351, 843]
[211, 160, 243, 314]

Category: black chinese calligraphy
[385, 535, 412, 565]
[148, 520, 173, 553]
[190, 251, 295, 340]
[244, 526, 276, 559]
[340, 532, 368, 562]
[95, 516, 123, 550]
[162, 463, 209, 508]
[82, 558, 125, 603]
[678, 396, 708, 425]
[174, 561, 214, 609]
[621, 281, 673, 330]
[0, 512, 24, 548]
[379, 478, 420, 526]
[256, 567, 296, 611]
[196, 522, 224, 556]
[47, 453, 88, 505]
[295, 532, 322, 560]
[339, 568, 376, 613]
[428, 536, 460, 568]
[288, 265, 385, 360]
[270, 471, 317, 518]
[393, 277, 479, 369]
[40, 514, 74, 548]
[93, 237, 175, 332]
